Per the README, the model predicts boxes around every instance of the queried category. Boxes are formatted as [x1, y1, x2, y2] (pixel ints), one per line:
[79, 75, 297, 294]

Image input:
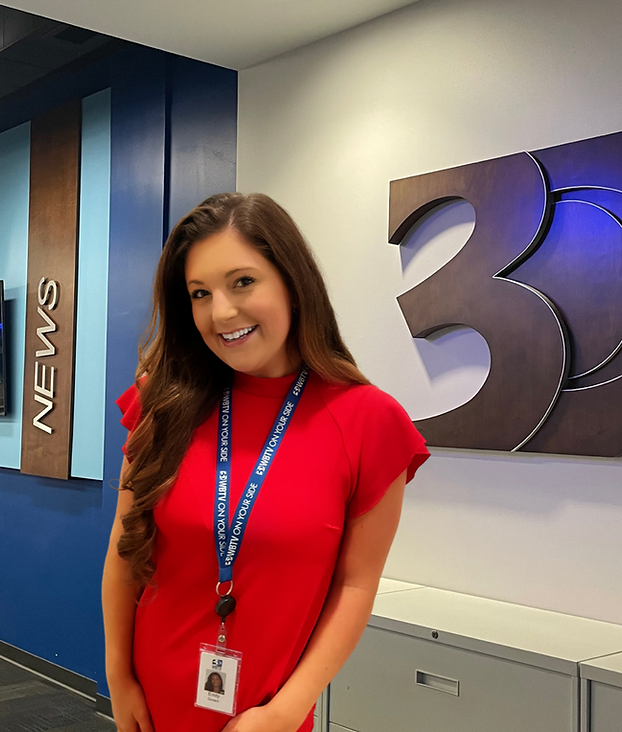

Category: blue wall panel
[0, 123, 30, 469]
[72, 88, 112, 481]
[0, 469, 105, 678]
[168, 57, 238, 230]
[103, 49, 166, 479]
[100, 49, 168, 695]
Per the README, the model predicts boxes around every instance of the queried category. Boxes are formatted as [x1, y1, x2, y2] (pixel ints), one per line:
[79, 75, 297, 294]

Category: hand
[109, 674, 155, 732]
[221, 704, 303, 732]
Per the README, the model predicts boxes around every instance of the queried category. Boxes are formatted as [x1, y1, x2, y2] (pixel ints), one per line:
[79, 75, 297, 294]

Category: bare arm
[223, 470, 407, 732]
[102, 457, 154, 732]
[102, 457, 139, 681]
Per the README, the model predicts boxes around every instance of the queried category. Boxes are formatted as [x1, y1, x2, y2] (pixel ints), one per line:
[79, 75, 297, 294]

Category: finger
[117, 723, 136, 732]
[137, 713, 155, 732]
[117, 719, 137, 732]
[114, 718, 134, 732]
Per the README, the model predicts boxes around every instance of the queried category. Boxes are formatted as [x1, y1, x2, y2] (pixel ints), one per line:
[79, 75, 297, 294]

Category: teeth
[222, 326, 255, 341]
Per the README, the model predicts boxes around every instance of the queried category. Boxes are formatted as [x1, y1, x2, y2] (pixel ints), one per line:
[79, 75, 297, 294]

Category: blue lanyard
[214, 368, 309, 584]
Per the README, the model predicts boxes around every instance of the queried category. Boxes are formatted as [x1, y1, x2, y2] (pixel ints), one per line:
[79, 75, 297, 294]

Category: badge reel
[195, 580, 242, 716]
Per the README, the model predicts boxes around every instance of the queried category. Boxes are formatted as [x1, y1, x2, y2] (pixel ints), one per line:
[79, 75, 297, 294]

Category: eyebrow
[187, 267, 259, 286]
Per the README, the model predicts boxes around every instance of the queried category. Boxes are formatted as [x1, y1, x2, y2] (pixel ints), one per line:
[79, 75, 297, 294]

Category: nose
[211, 289, 238, 324]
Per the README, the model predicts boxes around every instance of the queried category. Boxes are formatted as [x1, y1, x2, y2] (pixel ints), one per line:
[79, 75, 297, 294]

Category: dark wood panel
[20, 100, 80, 479]
[521, 381, 622, 456]
[390, 153, 567, 451]
[391, 129, 622, 457]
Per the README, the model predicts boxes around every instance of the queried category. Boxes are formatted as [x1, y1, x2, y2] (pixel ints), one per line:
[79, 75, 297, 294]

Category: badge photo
[195, 644, 242, 716]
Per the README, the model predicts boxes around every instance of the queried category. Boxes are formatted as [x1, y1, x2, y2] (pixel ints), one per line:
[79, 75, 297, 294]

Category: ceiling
[0, 6, 124, 100]
[1, 0, 420, 70]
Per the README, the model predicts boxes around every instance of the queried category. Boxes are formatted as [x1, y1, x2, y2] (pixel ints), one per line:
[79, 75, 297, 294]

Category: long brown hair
[118, 192, 369, 586]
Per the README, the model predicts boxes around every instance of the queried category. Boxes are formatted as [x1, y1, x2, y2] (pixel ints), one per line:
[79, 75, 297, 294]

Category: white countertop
[371, 585, 622, 674]
[581, 650, 622, 688]
[377, 577, 423, 594]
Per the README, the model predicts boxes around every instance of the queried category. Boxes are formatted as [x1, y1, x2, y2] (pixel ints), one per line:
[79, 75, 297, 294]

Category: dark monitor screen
[0, 281, 6, 416]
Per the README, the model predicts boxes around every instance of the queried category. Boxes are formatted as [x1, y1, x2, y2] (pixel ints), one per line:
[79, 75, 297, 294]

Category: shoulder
[309, 374, 429, 519]
[116, 379, 144, 434]
[310, 373, 427, 458]
[312, 374, 413, 426]
[116, 382, 140, 412]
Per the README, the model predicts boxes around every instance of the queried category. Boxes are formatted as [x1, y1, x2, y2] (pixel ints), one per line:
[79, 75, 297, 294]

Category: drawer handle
[416, 670, 460, 696]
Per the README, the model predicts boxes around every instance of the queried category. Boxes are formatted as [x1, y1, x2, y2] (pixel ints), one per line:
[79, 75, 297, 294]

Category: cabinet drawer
[590, 681, 622, 732]
[331, 626, 574, 732]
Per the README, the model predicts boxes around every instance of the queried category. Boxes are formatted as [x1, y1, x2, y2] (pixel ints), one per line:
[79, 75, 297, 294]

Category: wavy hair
[117, 192, 369, 586]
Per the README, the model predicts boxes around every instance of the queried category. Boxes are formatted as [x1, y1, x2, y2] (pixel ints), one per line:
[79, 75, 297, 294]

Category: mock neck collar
[233, 369, 301, 398]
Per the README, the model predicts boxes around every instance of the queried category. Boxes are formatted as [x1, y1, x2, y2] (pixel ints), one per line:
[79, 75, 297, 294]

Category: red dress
[116, 369, 429, 732]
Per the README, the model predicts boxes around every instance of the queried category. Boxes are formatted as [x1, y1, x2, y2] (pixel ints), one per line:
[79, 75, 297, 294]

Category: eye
[190, 289, 210, 299]
[234, 276, 255, 288]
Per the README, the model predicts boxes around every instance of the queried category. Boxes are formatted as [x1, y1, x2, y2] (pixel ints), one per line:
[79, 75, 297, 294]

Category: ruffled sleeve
[344, 386, 429, 520]
[116, 383, 142, 459]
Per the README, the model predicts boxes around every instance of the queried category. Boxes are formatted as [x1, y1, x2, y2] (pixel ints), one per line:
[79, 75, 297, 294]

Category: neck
[243, 356, 302, 379]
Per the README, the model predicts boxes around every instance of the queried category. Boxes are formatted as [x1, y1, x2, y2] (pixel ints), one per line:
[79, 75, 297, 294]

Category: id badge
[195, 643, 242, 717]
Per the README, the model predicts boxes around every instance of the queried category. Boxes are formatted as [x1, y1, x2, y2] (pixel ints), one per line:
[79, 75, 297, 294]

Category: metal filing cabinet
[330, 586, 622, 732]
[313, 688, 329, 732]
[580, 652, 622, 732]
[313, 712, 320, 732]
[313, 580, 422, 732]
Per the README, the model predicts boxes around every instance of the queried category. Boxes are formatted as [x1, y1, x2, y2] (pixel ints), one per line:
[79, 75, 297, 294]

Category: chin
[223, 357, 264, 376]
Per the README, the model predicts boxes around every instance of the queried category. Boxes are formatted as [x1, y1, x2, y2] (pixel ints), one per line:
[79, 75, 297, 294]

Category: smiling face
[185, 227, 299, 378]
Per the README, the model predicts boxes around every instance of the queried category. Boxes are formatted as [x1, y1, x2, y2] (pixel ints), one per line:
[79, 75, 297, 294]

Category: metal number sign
[390, 131, 622, 457]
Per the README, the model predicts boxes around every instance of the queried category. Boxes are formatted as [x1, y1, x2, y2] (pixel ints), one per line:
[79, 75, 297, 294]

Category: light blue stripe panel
[0, 123, 30, 469]
[71, 89, 111, 480]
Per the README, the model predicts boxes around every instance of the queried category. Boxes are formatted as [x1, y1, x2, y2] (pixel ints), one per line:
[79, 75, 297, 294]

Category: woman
[102, 192, 429, 732]
[205, 673, 225, 694]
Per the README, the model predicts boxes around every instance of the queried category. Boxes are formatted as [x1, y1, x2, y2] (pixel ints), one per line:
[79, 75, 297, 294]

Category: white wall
[238, 0, 622, 623]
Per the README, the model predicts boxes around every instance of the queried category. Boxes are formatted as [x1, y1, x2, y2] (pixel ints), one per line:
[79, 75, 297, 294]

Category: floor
[0, 657, 115, 732]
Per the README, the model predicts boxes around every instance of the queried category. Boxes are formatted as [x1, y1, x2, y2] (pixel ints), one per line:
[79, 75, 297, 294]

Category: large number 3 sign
[390, 131, 622, 457]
